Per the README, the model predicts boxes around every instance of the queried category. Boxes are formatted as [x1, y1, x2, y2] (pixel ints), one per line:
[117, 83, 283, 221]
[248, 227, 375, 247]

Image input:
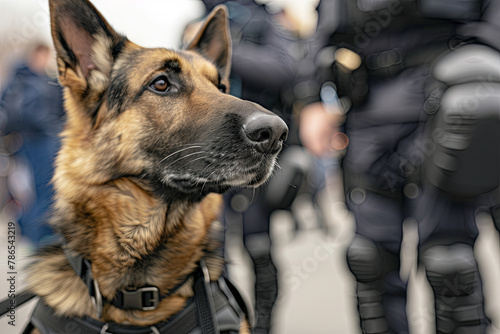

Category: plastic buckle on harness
[122, 287, 160, 311]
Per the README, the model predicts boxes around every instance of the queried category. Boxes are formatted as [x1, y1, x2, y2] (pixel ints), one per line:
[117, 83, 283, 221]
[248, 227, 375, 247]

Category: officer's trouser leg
[346, 187, 408, 333]
[422, 243, 489, 334]
[245, 233, 277, 334]
[347, 235, 407, 334]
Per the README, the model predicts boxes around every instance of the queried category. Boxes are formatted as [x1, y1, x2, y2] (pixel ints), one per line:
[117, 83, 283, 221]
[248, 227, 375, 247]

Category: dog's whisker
[200, 159, 217, 175]
[157, 146, 203, 165]
[251, 187, 256, 203]
[201, 170, 219, 193]
[164, 151, 206, 169]
[187, 156, 209, 165]
[168, 143, 206, 149]
[185, 157, 211, 187]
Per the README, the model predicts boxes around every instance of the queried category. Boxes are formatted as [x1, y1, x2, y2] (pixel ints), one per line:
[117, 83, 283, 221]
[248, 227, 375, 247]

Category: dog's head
[49, 0, 287, 199]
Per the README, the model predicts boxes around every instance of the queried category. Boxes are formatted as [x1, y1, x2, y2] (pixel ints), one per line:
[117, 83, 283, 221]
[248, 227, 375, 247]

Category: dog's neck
[27, 176, 224, 325]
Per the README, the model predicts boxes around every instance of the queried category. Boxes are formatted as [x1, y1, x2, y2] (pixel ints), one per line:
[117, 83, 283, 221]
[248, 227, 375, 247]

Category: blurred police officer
[198, 1, 303, 333]
[296, 0, 500, 333]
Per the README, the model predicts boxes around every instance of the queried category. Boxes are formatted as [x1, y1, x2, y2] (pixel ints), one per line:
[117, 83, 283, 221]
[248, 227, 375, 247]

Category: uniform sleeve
[292, 0, 338, 109]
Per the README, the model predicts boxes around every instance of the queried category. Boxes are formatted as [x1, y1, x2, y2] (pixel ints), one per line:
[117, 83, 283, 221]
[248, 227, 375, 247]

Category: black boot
[422, 244, 489, 334]
[347, 235, 409, 334]
[246, 233, 278, 334]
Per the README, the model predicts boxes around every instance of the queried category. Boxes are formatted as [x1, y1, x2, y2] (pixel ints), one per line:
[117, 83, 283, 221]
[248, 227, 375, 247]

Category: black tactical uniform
[297, 0, 500, 333]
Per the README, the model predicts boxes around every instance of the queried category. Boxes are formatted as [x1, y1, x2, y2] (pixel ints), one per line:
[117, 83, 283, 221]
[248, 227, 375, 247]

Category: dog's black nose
[243, 114, 288, 154]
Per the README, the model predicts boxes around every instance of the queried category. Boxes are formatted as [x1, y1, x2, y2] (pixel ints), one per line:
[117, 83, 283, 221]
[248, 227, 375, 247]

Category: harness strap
[0, 290, 37, 317]
[194, 260, 218, 334]
[31, 300, 197, 334]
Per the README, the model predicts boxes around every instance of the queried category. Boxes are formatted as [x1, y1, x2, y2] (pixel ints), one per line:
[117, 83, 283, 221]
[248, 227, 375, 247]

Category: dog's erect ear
[186, 5, 232, 82]
[49, 0, 126, 104]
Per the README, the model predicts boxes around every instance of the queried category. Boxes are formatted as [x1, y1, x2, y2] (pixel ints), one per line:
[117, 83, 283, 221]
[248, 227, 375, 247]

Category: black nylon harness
[16, 252, 248, 334]
[27, 276, 246, 334]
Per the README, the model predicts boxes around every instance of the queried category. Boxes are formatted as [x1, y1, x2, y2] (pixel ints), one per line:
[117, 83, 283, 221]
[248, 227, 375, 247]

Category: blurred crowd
[1, 0, 500, 333]
[0, 42, 64, 248]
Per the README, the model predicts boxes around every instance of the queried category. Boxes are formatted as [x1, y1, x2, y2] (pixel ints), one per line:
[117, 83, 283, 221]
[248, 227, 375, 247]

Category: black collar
[64, 249, 191, 315]
[64, 249, 197, 315]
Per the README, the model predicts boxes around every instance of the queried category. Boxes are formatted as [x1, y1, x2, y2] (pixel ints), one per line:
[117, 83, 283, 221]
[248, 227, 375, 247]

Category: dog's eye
[150, 76, 170, 92]
[219, 83, 227, 93]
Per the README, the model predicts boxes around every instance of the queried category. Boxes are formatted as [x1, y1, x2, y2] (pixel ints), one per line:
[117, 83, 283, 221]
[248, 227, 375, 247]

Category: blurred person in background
[186, 1, 321, 332]
[199, 2, 296, 333]
[0, 42, 64, 248]
[296, 0, 500, 333]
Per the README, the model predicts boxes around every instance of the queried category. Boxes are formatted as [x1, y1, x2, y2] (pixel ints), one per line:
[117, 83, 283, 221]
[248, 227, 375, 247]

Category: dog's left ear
[186, 5, 232, 82]
[49, 0, 126, 108]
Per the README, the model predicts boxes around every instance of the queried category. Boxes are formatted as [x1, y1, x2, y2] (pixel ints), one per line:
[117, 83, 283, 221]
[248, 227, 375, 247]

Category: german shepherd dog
[25, 0, 287, 332]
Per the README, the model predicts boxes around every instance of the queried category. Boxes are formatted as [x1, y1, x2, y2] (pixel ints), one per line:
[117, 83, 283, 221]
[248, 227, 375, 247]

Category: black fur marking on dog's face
[107, 61, 132, 114]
